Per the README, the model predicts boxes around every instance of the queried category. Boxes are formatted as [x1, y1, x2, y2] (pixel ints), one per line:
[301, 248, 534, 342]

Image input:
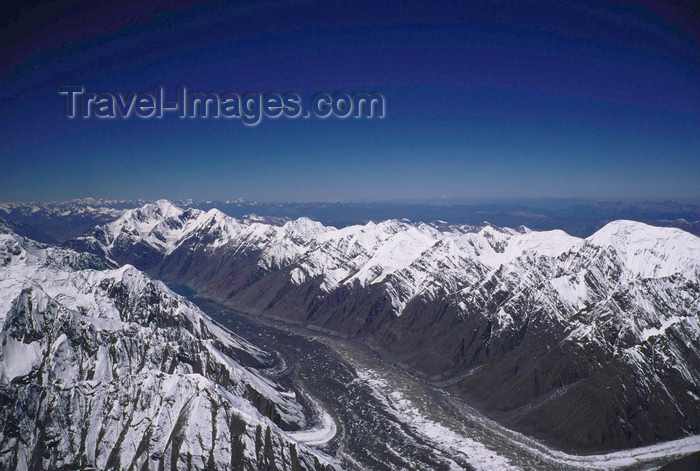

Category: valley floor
[187, 295, 700, 471]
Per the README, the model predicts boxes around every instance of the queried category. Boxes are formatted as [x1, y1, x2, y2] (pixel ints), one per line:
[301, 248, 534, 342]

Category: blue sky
[1, 0, 698, 202]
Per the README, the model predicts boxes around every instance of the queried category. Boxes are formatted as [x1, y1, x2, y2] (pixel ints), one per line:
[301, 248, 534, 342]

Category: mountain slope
[0, 226, 336, 470]
[0, 198, 142, 242]
[68, 200, 700, 452]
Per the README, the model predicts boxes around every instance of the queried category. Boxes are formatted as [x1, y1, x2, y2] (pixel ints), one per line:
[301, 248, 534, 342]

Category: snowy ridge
[587, 219, 700, 279]
[0, 229, 336, 470]
[71, 202, 700, 354]
[73, 201, 700, 319]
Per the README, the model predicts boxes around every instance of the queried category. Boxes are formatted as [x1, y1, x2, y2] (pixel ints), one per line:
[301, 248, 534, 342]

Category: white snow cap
[80, 201, 700, 316]
[587, 220, 700, 278]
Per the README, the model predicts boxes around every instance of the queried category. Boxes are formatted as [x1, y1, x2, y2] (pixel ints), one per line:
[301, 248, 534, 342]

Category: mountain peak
[147, 199, 181, 215]
[588, 220, 700, 278]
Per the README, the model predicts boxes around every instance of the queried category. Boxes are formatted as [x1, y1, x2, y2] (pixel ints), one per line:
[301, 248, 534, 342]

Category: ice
[289, 410, 337, 446]
[587, 220, 700, 279]
[356, 368, 519, 470]
[0, 337, 43, 381]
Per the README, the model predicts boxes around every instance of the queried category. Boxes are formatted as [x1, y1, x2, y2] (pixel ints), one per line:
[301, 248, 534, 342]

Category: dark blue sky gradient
[1, 0, 698, 202]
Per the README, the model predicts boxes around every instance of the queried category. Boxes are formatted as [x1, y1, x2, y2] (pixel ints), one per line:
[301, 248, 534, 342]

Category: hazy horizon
[3, 195, 700, 206]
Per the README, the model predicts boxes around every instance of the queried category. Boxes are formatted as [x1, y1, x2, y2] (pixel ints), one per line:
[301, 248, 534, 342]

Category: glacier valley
[1, 200, 699, 470]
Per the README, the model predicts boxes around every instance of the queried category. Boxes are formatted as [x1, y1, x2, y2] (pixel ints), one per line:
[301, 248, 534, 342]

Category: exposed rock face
[68, 200, 700, 452]
[0, 227, 335, 470]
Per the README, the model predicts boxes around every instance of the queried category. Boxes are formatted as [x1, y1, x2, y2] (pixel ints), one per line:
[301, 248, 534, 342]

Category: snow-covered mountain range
[0, 222, 335, 470]
[70, 199, 700, 322]
[0, 198, 141, 243]
[67, 200, 700, 452]
[4, 197, 700, 245]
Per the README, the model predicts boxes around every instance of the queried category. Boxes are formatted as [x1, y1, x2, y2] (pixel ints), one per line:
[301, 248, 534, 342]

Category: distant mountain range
[63, 200, 700, 453]
[2, 198, 700, 243]
[0, 199, 143, 243]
